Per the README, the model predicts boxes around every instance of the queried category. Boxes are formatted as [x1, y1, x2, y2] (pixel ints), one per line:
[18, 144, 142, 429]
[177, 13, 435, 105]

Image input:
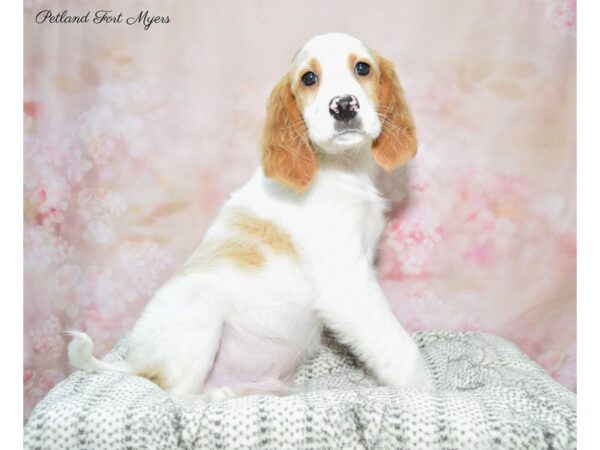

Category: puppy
[68, 32, 433, 401]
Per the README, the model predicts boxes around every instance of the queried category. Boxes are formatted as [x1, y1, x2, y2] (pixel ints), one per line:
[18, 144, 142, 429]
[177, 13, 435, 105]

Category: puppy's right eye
[301, 71, 317, 86]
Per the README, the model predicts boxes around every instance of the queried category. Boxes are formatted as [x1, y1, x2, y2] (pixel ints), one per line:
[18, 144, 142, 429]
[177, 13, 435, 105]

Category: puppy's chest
[301, 190, 387, 258]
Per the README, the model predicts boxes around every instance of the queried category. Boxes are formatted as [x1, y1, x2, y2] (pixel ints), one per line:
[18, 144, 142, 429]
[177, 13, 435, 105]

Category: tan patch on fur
[348, 53, 379, 104]
[179, 237, 267, 273]
[371, 51, 418, 171]
[229, 211, 296, 256]
[177, 212, 295, 275]
[210, 239, 266, 269]
[137, 369, 167, 389]
[262, 72, 317, 193]
[293, 58, 321, 109]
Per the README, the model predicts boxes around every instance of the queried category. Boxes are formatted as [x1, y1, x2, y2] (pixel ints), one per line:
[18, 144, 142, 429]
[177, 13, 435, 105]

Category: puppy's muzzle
[329, 95, 360, 122]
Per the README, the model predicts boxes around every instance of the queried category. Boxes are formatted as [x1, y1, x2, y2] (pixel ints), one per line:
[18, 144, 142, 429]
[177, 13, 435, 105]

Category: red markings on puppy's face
[348, 53, 379, 105]
[294, 58, 321, 109]
[370, 51, 418, 171]
[262, 72, 317, 193]
[261, 41, 418, 192]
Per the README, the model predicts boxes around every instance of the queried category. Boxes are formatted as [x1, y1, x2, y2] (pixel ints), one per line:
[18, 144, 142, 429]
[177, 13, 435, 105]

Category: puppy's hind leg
[128, 273, 225, 399]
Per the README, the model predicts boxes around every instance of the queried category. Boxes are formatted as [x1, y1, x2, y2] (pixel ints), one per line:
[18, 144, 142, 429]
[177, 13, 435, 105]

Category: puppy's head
[262, 33, 417, 192]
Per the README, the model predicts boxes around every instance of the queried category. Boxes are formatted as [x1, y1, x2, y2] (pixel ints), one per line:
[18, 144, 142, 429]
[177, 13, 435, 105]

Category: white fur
[68, 33, 433, 401]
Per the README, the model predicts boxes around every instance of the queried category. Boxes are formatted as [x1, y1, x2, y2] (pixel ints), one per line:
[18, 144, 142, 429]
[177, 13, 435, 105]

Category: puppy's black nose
[329, 94, 360, 121]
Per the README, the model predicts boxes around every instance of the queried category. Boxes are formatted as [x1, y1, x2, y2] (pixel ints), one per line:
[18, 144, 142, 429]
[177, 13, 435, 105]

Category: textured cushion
[24, 331, 576, 450]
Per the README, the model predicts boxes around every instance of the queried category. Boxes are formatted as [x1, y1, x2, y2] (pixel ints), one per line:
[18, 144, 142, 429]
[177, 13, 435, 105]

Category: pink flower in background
[78, 188, 128, 220]
[450, 171, 530, 268]
[80, 81, 163, 159]
[24, 225, 73, 272]
[54, 264, 82, 293]
[65, 150, 94, 184]
[86, 136, 116, 166]
[462, 240, 494, 266]
[25, 136, 92, 186]
[73, 266, 116, 308]
[26, 137, 93, 185]
[28, 178, 70, 227]
[81, 106, 121, 165]
[24, 369, 36, 391]
[77, 188, 128, 243]
[24, 136, 94, 230]
[116, 241, 173, 297]
[73, 309, 123, 354]
[383, 208, 443, 277]
[38, 369, 66, 391]
[407, 147, 441, 193]
[26, 174, 70, 227]
[545, 0, 576, 34]
[30, 316, 64, 360]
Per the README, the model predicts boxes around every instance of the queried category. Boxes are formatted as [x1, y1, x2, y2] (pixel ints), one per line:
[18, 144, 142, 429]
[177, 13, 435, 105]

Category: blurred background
[23, 0, 576, 420]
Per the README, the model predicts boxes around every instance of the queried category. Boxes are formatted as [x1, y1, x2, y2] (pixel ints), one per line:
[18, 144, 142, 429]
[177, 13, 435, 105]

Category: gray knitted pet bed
[24, 331, 576, 450]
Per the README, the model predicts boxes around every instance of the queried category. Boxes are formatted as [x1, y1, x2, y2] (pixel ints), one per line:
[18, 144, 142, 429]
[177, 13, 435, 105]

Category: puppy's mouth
[329, 116, 368, 143]
[334, 128, 363, 136]
[330, 128, 366, 145]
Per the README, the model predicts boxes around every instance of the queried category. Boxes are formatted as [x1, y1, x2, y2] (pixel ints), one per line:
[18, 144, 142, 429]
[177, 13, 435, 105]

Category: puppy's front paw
[384, 350, 434, 392]
[407, 357, 434, 392]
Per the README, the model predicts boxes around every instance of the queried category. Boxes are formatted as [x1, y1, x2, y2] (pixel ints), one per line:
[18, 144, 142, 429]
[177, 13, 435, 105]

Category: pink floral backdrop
[23, 0, 576, 420]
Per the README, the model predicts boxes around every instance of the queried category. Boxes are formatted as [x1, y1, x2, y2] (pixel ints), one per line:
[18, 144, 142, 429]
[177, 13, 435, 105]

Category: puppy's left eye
[355, 62, 370, 76]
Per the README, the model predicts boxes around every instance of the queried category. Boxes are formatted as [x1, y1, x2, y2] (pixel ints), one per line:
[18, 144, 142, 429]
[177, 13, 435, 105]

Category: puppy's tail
[66, 330, 134, 374]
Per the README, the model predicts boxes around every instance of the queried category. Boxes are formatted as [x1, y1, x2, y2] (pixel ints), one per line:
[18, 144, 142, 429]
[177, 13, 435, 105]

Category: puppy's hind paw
[202, 386, 237, 403]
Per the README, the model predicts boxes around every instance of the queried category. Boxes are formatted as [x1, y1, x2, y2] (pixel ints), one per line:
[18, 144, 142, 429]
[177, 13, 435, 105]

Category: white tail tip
[64, 330, 134, 375]
[65, 330, 95, 370]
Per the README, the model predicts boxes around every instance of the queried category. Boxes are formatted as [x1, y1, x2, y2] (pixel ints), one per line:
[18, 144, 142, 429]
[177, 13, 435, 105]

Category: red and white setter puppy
[69, 33, 433, 401]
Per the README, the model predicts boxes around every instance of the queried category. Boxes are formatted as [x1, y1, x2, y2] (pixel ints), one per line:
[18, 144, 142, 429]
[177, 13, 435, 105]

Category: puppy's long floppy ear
[372, 53, 418, 171]
[261, 73, 317, 192]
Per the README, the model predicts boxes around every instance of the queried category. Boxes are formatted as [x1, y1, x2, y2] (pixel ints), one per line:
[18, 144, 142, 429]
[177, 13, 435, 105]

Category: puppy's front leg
[316, 260, 433, 391]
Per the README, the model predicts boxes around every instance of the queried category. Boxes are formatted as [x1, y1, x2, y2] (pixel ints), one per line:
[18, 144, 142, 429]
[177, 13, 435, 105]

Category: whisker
[378, 127, 398, 141]
[350, 148, 361, 162]
[377, 106, 397, 115]
[278, 119, 307, 131]
[297, 130, 311, 148]
[378, 116, 405, 136]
